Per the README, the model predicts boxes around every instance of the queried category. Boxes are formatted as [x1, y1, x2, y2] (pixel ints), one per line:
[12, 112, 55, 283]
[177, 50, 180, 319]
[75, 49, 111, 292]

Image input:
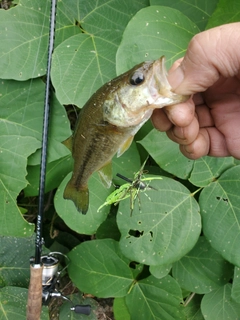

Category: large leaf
[172, 236, 233, 294]
[199, 166, 240, 266]
[0, 286, 49, 320]
[201, 284, 240, 320]
[125, 275, 185, 320]
[0, 79, 71, 165]
[117, 176, 201, 266]
[68, 239, 135, 298]
[54, 172, 114, 235]
[206, 0, 240, 29]
[0, 235, 36, 287]
[51, 0, 149, 107]
[0, 79, 71, 236]
[116, 6, 199, 75]
[139, 130, 194, 179]
[150, 0, 218, 31]
[0, 135, 37, 237]
[0, 0, 80, 80]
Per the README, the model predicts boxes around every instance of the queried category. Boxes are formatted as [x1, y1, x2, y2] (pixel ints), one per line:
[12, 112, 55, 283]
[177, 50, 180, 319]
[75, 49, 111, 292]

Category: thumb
[168, 23, 240, 95]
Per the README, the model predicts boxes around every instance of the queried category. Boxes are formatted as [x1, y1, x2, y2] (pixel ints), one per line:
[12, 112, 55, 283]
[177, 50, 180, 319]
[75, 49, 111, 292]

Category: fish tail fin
[63, 181, 89, 214]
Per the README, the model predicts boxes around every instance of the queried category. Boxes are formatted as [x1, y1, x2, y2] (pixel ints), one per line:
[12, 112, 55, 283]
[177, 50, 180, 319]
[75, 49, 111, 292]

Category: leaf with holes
[117, 176, 201, 266]
[199, 166, 240, 266]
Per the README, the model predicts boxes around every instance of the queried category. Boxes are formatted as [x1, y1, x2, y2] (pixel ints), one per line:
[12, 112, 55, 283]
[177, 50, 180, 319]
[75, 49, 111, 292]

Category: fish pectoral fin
[63, 180, 89, 214]
[98, 161, 112, 188]
[62, 136, 73, 152]
[117, 136, 134, 157]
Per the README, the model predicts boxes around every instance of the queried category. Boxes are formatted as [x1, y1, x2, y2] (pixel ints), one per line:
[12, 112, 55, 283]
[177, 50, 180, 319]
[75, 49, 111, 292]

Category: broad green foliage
[1, 0, 240, 319]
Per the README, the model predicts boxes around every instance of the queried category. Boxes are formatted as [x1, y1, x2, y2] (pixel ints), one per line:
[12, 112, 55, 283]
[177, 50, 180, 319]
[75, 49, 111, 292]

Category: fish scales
[63, 56, 189, 214]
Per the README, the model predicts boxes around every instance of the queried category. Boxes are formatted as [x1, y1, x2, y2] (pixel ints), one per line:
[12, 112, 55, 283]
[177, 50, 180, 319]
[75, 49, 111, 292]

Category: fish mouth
[150, 56, 189, 105]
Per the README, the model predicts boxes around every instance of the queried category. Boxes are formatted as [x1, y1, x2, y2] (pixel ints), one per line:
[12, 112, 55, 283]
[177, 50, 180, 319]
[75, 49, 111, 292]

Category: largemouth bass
[64, 56, 188, 214]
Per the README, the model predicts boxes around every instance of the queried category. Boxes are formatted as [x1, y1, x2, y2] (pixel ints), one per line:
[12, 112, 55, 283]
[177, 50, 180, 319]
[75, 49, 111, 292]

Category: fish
[63, 56, 189, 214]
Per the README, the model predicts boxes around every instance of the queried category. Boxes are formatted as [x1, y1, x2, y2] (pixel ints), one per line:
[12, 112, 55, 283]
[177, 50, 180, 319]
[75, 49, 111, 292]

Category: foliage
[1, 0, 240, 319]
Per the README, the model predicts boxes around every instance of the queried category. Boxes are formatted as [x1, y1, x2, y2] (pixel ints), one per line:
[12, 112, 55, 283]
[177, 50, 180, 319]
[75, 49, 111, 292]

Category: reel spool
[31, 252, 91, 315]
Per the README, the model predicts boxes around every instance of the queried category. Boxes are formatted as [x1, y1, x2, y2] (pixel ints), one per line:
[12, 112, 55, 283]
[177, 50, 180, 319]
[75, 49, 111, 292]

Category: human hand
[152, 22, 240, 159]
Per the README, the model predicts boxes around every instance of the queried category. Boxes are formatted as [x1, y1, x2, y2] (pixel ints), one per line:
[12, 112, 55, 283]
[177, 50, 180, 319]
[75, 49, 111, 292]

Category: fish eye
[130, 71, 145, 85]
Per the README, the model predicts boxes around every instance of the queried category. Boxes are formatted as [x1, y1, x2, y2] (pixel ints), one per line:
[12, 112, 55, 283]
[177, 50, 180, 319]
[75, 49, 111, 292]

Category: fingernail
[168, 66, 184, 91]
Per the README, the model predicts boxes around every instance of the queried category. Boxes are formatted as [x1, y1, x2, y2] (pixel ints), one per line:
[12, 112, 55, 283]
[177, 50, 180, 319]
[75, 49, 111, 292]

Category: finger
[151, 108, 172, 131]
[167, 23, 240, 95]
[166, 116, 199, 145]
[164, 97, 195, 127]
[180, 127, 230, 159]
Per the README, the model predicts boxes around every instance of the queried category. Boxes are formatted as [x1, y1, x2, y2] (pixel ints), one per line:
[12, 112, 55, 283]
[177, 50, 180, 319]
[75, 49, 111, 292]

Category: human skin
[151, 22, 240, 159]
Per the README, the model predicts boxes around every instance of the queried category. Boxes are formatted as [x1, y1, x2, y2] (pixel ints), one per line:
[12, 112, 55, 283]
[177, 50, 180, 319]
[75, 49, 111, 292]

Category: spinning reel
[30, 252, 91, 315]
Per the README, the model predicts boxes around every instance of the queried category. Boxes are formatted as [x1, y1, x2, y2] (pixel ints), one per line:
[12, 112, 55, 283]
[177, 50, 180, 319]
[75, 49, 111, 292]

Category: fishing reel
[30, 252, 91, 315]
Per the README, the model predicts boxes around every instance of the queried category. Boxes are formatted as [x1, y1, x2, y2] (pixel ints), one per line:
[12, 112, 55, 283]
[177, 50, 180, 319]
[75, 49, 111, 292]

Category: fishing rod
[26, 1, 91, 318]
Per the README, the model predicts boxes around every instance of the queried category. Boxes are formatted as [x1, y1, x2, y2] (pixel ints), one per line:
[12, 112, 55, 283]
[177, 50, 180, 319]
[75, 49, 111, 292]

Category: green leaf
[0, 79, 71, 166]
[199, 166, 240, 266]
[139, 130, 194, 179]
[0, 235, 35, 287]
[0, 135, 37, 237]
[54, 171, 114, 235]
[0, 0, 80, 80]
[116, 6, 199, 75]
[113, 297, 131, 320]
[0, 79, 71, 236]
[51, 0, 149, 107]
[117, 176, 201, 265]
[201, 284, 240, 320]
[184, 294, 204, 320]
[172, 236, 233, 294]
[0, 286, 49, 320]
[150, 0, 218, 31]
[59, 292, 98, 320]
[25, 154, 73, 196]
[68, 239, 134, 298]
[125, 275, 185, 320]
[150, 264, 172, 279]
[231, 267, 240, 303]
[206, 0, 240, 29]
[189, 156, 235, 187]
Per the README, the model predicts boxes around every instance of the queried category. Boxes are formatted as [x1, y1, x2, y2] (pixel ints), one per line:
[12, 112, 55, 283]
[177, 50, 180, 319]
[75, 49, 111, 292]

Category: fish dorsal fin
[117, 136, 134, 157]
[62, 136, 73, 152]
[98, 161, 112, 188]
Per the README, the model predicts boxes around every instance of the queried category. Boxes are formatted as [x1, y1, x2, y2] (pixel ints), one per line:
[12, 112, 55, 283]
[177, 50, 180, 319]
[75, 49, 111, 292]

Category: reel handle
[27, 264, 43, 320]
[71, 304, 91, 315]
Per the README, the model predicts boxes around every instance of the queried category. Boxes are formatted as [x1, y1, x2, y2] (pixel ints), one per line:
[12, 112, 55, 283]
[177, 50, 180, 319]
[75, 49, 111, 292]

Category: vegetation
[1, 0, 240, 319]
